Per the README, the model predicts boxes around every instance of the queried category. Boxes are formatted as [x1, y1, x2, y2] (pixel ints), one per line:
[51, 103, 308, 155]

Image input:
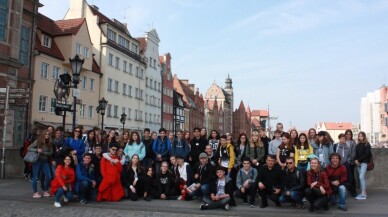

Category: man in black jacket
[190, 127, 207, 167]
[142, 128, 154, 169]
[279, 157, 306, 209]
[257, 155, 284, 208]
[189, 153, 214, 199]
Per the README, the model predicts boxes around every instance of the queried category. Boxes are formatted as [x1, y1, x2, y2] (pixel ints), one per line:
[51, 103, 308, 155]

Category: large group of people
[21, 122, 373, 212]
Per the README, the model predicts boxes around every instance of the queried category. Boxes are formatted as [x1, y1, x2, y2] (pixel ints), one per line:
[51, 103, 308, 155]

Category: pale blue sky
[40, 0, 388, 130]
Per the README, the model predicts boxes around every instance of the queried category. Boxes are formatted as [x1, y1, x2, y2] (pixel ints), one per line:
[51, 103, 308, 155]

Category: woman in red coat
[305, 158, 332, 212]
[97, 144, 124, 202]
[51, 155, 76, 208]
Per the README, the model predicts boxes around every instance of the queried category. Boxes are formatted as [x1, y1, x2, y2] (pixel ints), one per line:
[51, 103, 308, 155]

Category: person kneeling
[121, 154, 145, 201]
[326, 153, 348, 211]
[200, 166, 233, 211]
[189, 152, 215, 200]
[51, 155, 76, 208]
[76, 153, 97, 204]
[236, 157, 258, 208]
[279, 157, 306, 209]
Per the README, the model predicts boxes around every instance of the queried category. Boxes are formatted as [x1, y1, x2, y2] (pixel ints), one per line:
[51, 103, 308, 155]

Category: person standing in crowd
[124, 131, 145, 162]
[142, 128, 155, 169]
[76, 153, 97, 204]
[97, 144, 124, 202]
[294, 133, 313, 171]
[268, 130, 282, 156]
[190, 152, 215, 199]
[308, 128, 317, 148]
[277, 133, 295, 170]
[334, 133, 352, 197]
[168, 132, 175, 145]
[257, 155, 284, 208]
[236, 157, 258, 207]
[153, 128, 172, 172]
[153, 161, 176, 200]
[279, 157, 306, 209]
[190, 127, 207, 167]
[102, 130, 118, 153]
[91, 144, 103, 187]
[84, 130, 96, 154]
[121, 154, 145, 201]
[28, 130, 53, 198]
[345, 129, 357, 197]
[51, 128, 65, 174]
[142, 166, 154, 201]
[171, 130, 190, 160]
[246, 130, 265, 168]
[305, 158, 332, 212]
[51, 155, 76, 208]
[326, 153, 348, 211]
[63, 127, 85, 164]
[151, 131, 158, 141]
[169, 155, 180, 195]
[208, 130, 220, 154]
[200, 166, 234, 211]
[118, 131, 130, 149]
[313, 131, 333, 169]
[217, 135, 235, 176]
[201, 128, 208, 141]
[355, 131, 371, 200]
[235, 133, 248, 169]
[93, 127, 101, 145]
[289, 129, 299, 147]
[272, 123, 286, 139]
[205, 145, 217, 166]
[184, 131, 191, 144]
[176, 155, 194, 200]
[259, 128, 270, 158]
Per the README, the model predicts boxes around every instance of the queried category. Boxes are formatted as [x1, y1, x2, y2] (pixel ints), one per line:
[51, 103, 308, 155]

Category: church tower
[224, 74, 233, 134]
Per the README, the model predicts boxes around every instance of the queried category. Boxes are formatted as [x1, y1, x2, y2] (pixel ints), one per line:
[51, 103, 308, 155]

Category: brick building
[233, 101, 251, 139]
[160, 53, 174, 132]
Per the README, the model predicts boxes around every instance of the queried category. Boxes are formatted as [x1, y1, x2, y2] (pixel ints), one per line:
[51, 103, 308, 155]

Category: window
[88, 105, 93, 118]
[139, 68, 144, 78]
[52, 66, 59, 80]
[42, 35, 51, 48]
[139, 89, 143, 100]
[145, 94, 148, 104]
[145, 77, 148, 87]
[149, 57, 152, 66]
[107, 28, 116, 42]
[121, 107, 126, 114]
[107, 78, 113, 91]
[79, 104, 85, 117]
[135, 88, 139, 99]
[135, 110, 138, 120]
[39, 95, 47, 112]
[83, 47, 89, 58]
[115, 57, 120, 69]
[150, 79, 153, 88]
[136, 67, 139, 77]
[40, 63, 49, 79]
[128, 63, 132, 74]
[114, 81, 119, 93]
[145, 112, 148, 123]
[123, 60, 127, 72]
[118, 35, 129, 49]
[139, 111, 143, 121]
[131, 43, 138, 53]
[19, 26, 30, 65]
[0, 0, 8, 41]
[50, 98, 56, 113]
[108, 53, 113, 66]
[154, 81, 157, 90]
[81, 76, 87, 89]
[107, 104, 112, 117]
[127, 108, 132, 119]
[128, 85, 132, 96]
[114, 106, 118, 117]
[154, 59, 156, 68]
[122, 83, 127, 95]
[158, 82, 161, 92]
[75, 43, 81, 55]
[149, 114, 152, 123]
[90, 78, 94, 91]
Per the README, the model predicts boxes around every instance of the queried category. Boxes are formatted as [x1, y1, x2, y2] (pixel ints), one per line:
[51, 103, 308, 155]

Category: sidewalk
[1, 178, 387, 217]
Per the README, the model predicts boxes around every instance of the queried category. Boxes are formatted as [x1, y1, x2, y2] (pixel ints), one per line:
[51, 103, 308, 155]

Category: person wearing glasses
[63, 127, 85, 164]
[97, 144, 124, 202]
[236, 157, 258, 208]
[279, 157, 306, 209]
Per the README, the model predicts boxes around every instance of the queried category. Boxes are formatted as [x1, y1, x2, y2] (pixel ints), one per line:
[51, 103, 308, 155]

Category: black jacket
[177, 163, 194, 186]
[261, 137, 271, 158]
[190, 137, 207, 162]
[142, 138, 155, 159]
[121, 165, 145, 189]
[210, 176, 234, 197]
[283, 167, 306, 192]
[193, 162, 215, 185]
[155, 171, 175, 196]
[257, 164, 284, 189]
[356, 143, 371, 163]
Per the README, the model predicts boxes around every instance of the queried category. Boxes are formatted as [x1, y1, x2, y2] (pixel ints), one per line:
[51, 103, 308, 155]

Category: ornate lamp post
[120, 113, 127, 131]
[69, 54, 84, 129]
[97, 98, 108, 130]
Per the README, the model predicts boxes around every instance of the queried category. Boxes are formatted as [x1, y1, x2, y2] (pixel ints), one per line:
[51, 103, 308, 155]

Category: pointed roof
[92, 58, 102, 74]
[35, 35, 65, 61]
[246, 105, 251, 114]
[238, 100, 245, 110]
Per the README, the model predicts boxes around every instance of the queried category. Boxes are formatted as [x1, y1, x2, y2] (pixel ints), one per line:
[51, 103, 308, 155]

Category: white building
[65, 0, 146, 131]
[137, 30, 162, 132]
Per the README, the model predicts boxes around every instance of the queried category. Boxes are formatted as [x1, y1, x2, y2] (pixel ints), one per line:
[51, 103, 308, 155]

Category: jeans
[334, 185, 347, 207]
[32, 160, 52, 193]
[236, 183, 257, 204]
[202, 195, 231, 209]
[55, 187, 73, 203]
[304, 188, 328, 210]
[357, 163, 367, 195]
[79, 181, 97, 201]
[279, 190, 304, 205]
[189, 183, 210, 198]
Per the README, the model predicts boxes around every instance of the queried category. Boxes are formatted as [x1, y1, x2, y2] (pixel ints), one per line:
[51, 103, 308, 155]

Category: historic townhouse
[160, 53, 174, 132]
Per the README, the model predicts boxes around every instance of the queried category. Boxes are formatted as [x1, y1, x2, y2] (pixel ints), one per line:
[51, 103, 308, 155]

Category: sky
[39, 0, 388, 130]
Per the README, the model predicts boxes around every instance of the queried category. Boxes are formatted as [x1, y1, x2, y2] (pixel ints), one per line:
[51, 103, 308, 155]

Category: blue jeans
[32, 160, 52, 193]
[189, 183, 210, 198]
[279, 190, 304, 205]
[79, 181, 97, 201]
[55, 187, 73, 203]
[337, 185, 347, 207]
[357, 163, 367, 195]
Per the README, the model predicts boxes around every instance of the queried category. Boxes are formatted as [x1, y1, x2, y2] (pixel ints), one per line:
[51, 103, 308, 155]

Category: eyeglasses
[286, 162, 293, 165]
[111, 149, 117, 152]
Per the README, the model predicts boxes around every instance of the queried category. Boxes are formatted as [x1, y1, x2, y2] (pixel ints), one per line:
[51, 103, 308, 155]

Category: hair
[279, 132, 293, 151]
[309, 158, 321, 172]
[119, 130, 130, 147]
[83, 153, 93, 158]
[184, 131, 191, 143]
[296, 133, 310, 150]
[345, 129, 353, 140]
[128, 154, 143, 173]
[286, 157, 295, 162]
[289, 129, 299, 145]
[330, 152, 342, 161]
[38, 129, 51, 148]
[220, 135, 227, 140]
[55, 126, 64, 132]
[160, 161, 169, 173]
[338, 133, 346, 139]
[237, 133, 248, 145]
[215, 166, 226, 172]
[129, 131, 141, 144]
[208, 130, 220, 140]
[276, 123, 283, 128]
[159, 128, 166, 133]
[144, 128, 150, 133]
[107, 130, 116, 141]
[325, 132, 334, 144]
[242, 156, 251, 163]
[316, 131, 330, 146]
[93, 126, 100, 131]
[308, 128, 317, 139]
[267, 154, 276, 160]
[250, 130, 263, 148]
[61, 155, 75, 168]
[357, 131, 368, 144]
[176, 129, 183, 135]
[110, 143, 119, 150]
[193, 127, 201, 132]
[86, 130, 97, 149]
[274, 129, 282, 134]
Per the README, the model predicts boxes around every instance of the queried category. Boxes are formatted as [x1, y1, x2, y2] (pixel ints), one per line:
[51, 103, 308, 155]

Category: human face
[95, 146, 102, 155]
[147, 167, 153, 176]
[216, 169, 225, 178]
[252, 133, 259, 142]
[291, 130, 297, 139]
[170, 157, 176, 165]
[177, 158, 184, 166]
[193, 129, 200, 138]
[226, 133, 232, 140]
[199, 157, 207, 165]
[299, 135, 306, 144]
[159, 131, 166, 138]
[331, 155, 340, 167]
[318, 135, 324, 142]
[55, 131, 62, 138]
[117, 148, 123, 156]
[161, 163, 168, 173]
[345, 132, 352, 140]
[205, 146, 213, 155]
[144, 131, 150, 139]
[276, 124, 283, 131]
[282, 136, 289, 145]
[310, 159, 319, 171]
[132, 133, 138, 141]
[83, 155, 91, 165]
[274, 132, 281, 139]
[358, 133, 364, 142]
[47, 127, 54, 133]
[339, 137, 346, 144]
[64, 156, 72, 166]
[123, 132, 129, 140]
[286, 160, 294, 170]
[177, 131, 182, 139]
[201, 129, 206, 136]
[220, 138, 227, 146]
[109, 130, 115, 138]
[131, 155, 139, 164]
[309, 130, 316, 138]
[88, 132, 95, 139]
[168, 133, 174, 140]
[184, 132, 190, 139]
[211, 131, 217, 139]
[240, 136, 247, 144]
[110, 147, 118, 156]
[259, 130, 266, 137]
[45, 131, 51, 139]
[242, 161, 251, 170]
[74, 128, 81, 137]
[266, 157, 275, 168]
[151, 132, 157, 140]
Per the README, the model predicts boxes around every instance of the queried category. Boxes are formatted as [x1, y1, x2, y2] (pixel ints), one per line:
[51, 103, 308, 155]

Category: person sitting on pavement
[200, 166, 234, 211]
[189, 152, 215, 199]
[51, 155, 76, 208]
[205, 145, 218, 166]
[257, 155, 284, 208]
[305, 158, 332, 212]
[121, 154, 145, 201]
[326, 153, 348, 211]
[152, 161, 177, 200]
[236, 157, 258, 208]
[279, 157, 306, 209]
[75, 153, 97, 204]
[176, 155, 194, 200]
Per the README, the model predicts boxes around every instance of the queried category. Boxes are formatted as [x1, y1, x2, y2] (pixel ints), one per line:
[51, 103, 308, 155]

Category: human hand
[258, 182, 265, 190]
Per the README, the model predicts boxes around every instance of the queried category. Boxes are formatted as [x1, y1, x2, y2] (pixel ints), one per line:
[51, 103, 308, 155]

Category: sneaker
[143, 196, 151, 202]
[250, 204, 255, 208]
[260, 203, 268, 209]
[80, 200, 87, 205]
[338, 206, 348, 211]
[32, 192, 42, 198]
[54, 202, 61, 208]
[177, 195, 182, 200]
[43, 191, 50, 197]
[200, 203, 209, 210]
[243, 199, 248, 205]
[63, 196, 69, 203]
[224, 204, 230, 211]
[355, 194, 367, 200]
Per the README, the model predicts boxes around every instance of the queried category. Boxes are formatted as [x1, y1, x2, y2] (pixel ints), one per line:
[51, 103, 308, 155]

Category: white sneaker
[54, 202, 61, 208]
[177, 195, 182, 200]
[63, 196, 69, 203]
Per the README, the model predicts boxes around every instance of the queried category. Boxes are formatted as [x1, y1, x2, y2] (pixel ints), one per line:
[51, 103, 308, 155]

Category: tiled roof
[137, 37, 146, 55]
[92, 58, 101, 74]
[37, 13, 85, 36]
[251, 110, 269, 117]
[252, 118, 261, 127]
[89, 5, 131, 37]
[323, 122, 352, 130]
[238, 100, 245, 110]
[35, 34, 65, 61]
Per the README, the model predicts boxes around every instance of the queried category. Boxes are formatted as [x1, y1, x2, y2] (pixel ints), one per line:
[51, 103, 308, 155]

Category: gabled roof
[238, 100, 245, 110]
[89, 5, 131, 37]
[323, 122, 352, 130]
[35, 33, 65, 61]
[37, 13, 85, 36]
[92, 58, 102, 74]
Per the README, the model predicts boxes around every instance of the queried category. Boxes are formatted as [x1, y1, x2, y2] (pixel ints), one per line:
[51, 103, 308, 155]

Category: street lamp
[69, 54, 84, 129]
[97, 97, 108, 130]
[120, 113, 127, 131]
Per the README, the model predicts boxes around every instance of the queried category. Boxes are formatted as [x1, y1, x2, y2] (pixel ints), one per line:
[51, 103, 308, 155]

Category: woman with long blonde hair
[245, 130, 265, 167]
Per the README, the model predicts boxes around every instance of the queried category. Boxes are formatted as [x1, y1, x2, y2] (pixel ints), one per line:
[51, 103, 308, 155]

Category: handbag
[23, 150, 39, 163]
[367, 152, 374, 171]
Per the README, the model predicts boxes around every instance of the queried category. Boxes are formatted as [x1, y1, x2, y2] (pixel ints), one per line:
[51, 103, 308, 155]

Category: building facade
[251, 109, 269, 130]
[137, 30, 162, 132]
[233, 101, 251, 139]
[160, 53, 174, 132]
[204, 98, 223, 135]
[315, 122, 357, 143]
[65, 0, 146, 131]
[173, 90, 185, 134]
